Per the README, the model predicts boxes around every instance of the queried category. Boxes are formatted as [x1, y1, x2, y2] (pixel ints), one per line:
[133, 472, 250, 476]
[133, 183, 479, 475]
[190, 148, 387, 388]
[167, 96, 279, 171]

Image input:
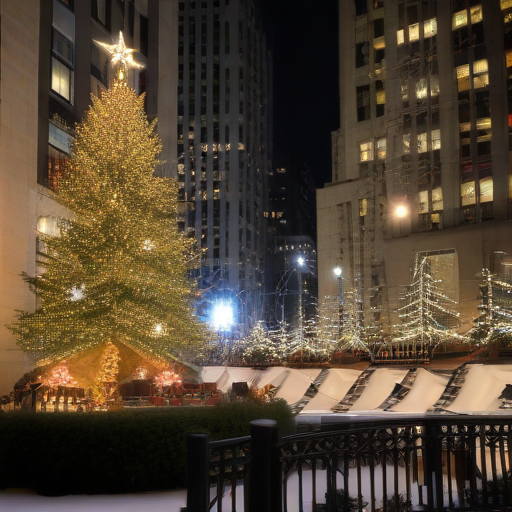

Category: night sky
[260, 0, 339, 188]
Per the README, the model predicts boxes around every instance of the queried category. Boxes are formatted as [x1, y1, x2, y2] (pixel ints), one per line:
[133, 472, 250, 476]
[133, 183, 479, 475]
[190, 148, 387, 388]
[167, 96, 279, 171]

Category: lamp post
[333, 267, 343, 343]
[297, 257, 305, 357]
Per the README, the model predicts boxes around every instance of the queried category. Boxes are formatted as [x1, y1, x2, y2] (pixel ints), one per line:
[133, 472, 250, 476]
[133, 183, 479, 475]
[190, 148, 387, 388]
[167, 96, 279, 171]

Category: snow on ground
[0, 490, 187, 512]
[389, 368, 450, 413]
[300, 368, 362, 414]
[447, 363, 512, 412]
[349, 368, 408, 412]
[274, 368, 322, 405]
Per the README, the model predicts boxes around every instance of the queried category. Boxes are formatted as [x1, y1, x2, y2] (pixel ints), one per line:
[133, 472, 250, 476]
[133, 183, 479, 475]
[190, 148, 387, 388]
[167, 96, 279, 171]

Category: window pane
[430, 76, 440, 96]
[51, 57, 71, 100]
[452, 10, 468, 29]
[377, 137, 386, 159]
[359, 141, 373, 162]
[456, 64, 470, 92]
[397, 29, 404, 46]
[359, 198, 368, 217]
[471, 5, 483, 25]
[461, 181, 476, 205]
[432, 187, 443, 210]
[480, 177, 493, 202]
[424, 18, 437, 38]
[418, 132, 427, 153]
[419, 190, 429, 213]
[431, 129, 441, 150]
[409, 23, 419, 42]
[502, 0, 512, 10]
[403, 133, 410, 154]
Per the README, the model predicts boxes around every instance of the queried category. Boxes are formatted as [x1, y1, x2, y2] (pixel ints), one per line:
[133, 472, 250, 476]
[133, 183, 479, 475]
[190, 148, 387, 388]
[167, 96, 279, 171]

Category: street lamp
[297, 256, 304, 354]
[334, 267, 343, 343]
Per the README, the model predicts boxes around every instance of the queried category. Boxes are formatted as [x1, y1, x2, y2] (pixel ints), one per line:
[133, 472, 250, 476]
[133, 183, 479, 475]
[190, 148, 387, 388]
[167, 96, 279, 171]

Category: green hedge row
[0, 400, 294, 496]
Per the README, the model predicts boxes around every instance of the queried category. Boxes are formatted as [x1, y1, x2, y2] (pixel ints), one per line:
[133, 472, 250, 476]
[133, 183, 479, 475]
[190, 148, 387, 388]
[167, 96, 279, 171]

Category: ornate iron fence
[186, 415, 512, 512]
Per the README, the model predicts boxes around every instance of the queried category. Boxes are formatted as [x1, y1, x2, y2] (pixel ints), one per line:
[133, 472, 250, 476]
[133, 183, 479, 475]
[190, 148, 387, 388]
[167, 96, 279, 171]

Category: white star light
[69, 285, 85, 302]
[95, 31, 144, 73]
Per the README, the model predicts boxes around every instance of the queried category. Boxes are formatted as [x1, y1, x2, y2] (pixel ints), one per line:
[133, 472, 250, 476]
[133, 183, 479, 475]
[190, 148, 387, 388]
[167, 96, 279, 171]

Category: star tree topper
[95, 31, 144, 80]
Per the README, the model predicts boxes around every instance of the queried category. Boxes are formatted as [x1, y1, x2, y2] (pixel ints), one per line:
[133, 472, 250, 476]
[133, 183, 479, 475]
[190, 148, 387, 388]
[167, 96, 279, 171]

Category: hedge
[0, 400, 294, 496]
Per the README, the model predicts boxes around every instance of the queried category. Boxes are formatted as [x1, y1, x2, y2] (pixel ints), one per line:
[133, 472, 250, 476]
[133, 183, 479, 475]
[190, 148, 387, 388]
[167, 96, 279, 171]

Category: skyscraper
[176, 0, 270, 335]
[317, 0, 512, 344]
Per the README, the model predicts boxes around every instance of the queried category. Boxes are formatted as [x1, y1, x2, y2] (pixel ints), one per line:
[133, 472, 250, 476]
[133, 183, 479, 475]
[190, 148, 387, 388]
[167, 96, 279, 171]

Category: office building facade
[317, 0, 512, 343]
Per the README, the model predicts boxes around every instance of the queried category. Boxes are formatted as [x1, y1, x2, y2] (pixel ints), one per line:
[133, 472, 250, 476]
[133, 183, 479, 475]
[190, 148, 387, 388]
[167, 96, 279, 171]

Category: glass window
[416, 78, 428, 100]
[502, 0, 512, 10]
[409, 23, 419, 42]
[51, 57, 72, 101]
[359, 141, 373, 162]
[476, 117, 491, 130]
[359, 198, 368, 217]
[419, 190, 429, 213]
[376, 89, 386, 105]
[424, 18, 437, 38]
[456, 64, 470, 92]
[397, 29, 404, 46]
[431, 129, 441, 150]
[432, 187, 443, 210]
[430, 76, 440, 97]
[473, 59, 489, 89]
[403, 133, 410, 154]
[37, 216, 60, 236]
[48, 145, 68, 191]
[357, 85, 371, 121]
[509, 175, 512, 198]
[401, 81, 408, 102]
[418, 132, 428, 153]
[452, 9, 467, 29]
[461, 181, 476, 206]
[377, 137, 386, 159]
[480, 176, 493, 203]
[471, 5, 483, 25]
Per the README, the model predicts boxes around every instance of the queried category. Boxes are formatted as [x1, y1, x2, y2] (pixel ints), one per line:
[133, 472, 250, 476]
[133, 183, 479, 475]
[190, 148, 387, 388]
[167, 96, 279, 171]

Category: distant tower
[176, 0, 271, 335]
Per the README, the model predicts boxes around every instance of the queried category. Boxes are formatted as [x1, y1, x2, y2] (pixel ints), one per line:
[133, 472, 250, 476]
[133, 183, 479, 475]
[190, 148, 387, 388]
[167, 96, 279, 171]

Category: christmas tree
[8, 36, 207, 367]
[393, 254, 461, 359]
[243, 322, 277, 365]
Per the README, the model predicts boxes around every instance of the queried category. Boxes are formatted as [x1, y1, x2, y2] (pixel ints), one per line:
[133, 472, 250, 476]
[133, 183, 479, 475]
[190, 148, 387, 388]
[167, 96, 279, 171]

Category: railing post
[248, 419, 282, 512]
[186, 434, 210, 512]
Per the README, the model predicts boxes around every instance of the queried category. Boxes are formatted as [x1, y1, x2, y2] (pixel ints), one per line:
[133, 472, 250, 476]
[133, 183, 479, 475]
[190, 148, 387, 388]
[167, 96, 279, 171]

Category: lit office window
[359, 141, 373, 162]
[480, 176, 493, 203]
[377, 137, 386, 159]
[473, 59, 489, 89]
[51, 57, 72, 101]
[461, 181, 476, 206]
[424, 18, 437, 38]
[432, 187, 443, 210]
[418, 132, 427, 153]
[419, 190, 429, 214]
[452, 9, 467, 29]
[456, 64, 470, 92]
[409, 23, 419, 42]
[397, 29, 404, 46]
[359, 198, 368, 217]
[431, 129, 441, 151]
[403, 133, 410, 154]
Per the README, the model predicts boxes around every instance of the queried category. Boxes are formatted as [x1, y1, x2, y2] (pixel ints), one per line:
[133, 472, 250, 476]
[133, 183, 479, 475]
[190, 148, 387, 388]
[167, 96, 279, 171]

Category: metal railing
[187, 415, 512, 512]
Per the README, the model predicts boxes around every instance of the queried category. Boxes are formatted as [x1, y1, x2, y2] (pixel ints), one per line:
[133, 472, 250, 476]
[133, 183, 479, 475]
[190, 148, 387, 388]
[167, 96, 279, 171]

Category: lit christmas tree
[93, 343, 120, 403]
[8, 34, 207, 367]
[392, 254, 462, 359]
[243, 322, 277, 365]
[468, 269, 512, 348]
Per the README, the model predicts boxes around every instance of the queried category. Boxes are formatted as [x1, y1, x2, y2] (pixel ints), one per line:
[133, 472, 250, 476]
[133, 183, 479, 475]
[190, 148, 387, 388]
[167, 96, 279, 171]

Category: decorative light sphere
[212, 302, 234, 331]
[333, 267, 342, 277]
[395, 205, 408, 218]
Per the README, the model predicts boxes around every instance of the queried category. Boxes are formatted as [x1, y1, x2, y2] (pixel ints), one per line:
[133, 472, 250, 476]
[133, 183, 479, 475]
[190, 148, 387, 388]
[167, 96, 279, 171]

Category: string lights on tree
[8, 32, 207, 370]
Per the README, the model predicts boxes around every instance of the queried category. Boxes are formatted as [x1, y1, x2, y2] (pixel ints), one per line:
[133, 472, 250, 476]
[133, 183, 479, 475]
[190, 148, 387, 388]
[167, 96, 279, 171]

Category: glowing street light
[298, 256, 305, 266]
[211, 301, 234, 332]
[333, 267, 342, 277]
[395, 205, 408, 218]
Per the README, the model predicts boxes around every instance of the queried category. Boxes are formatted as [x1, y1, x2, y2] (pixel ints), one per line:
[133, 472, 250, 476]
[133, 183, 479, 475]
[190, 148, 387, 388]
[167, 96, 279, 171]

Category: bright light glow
[333, 267, 342, 277]
[395, 205, 408, 218]
[212, 302, 234, 331]
[155, 323, 163, 333]
[69, 285, 85, 302]
[298, 257, 305, 266]
[95, 32, 144, 71]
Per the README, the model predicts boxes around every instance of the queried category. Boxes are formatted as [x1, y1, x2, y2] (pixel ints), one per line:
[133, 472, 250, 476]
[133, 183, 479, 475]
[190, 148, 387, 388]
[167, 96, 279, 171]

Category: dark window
[140, 15, 148, 57]
[357, 85, 371, 122]
[373, 18, 384, 38]
[91, 0, 111, 30]
[356, 42, 369, 68]
[355, 0, 367, 16]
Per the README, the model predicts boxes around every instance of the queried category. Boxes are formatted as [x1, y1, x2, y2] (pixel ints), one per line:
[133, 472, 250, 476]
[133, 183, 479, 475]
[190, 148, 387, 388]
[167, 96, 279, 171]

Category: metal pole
[248, 419, 282, 512]
[186, 434, 210, 512]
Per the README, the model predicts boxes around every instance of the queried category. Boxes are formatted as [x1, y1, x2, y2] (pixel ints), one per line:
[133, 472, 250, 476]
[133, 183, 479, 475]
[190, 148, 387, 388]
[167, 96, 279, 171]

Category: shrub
[0, 400, 293, 495]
